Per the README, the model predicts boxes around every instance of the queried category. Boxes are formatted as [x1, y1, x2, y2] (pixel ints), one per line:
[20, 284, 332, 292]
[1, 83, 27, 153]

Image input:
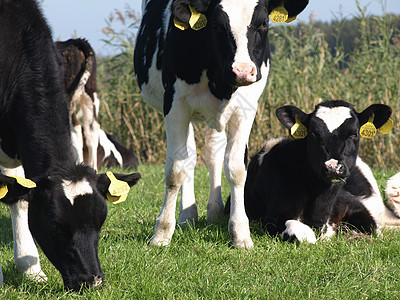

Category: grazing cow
[55, 38, 138, 170]
[0, 0, 141, 290]
[135, 0, 309, 248]
[226, 100, 400, 243]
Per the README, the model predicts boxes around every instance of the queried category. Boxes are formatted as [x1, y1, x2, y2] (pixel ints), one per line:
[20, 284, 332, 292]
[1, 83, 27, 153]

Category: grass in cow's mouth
[1, 165, 400, 299]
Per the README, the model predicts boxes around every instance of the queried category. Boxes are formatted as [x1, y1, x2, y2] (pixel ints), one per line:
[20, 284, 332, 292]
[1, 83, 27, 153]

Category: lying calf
[227, 100, 400, 243]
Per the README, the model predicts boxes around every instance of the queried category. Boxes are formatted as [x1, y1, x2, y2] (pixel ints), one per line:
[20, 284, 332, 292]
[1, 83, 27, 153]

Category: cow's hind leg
[150, 105, 192, 246]
[5, 166, 47, 282]
[205, 127, 226, 222]
[178, 123, 198, 226]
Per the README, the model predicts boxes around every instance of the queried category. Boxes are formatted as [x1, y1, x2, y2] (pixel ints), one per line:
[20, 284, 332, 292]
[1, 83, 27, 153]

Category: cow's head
[171, 0, 309, 88]
[276, 100, 392, 184]
[0, 166, 141, 291]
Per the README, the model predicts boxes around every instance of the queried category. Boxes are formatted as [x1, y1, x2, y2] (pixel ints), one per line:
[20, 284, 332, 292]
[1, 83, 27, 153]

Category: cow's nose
[232, 62, 256, 86]
[325, 159, 345, 176]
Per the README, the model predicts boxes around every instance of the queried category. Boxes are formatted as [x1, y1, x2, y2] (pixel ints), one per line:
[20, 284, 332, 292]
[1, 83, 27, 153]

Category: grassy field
[1, 165, 400, 299]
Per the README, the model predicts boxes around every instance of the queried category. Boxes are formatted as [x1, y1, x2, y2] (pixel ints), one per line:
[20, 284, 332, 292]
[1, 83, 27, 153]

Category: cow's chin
[234, 80, 255, 87]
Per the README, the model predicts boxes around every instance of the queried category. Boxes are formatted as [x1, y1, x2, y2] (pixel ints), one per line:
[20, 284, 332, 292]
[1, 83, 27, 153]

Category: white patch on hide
[62, 179, 93, 205]
[315, 106, 352, 133]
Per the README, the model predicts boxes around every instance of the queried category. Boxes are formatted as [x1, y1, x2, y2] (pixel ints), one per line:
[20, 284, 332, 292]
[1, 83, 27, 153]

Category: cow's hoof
[149, 237, 171, 246]
[207, 200, 224, 222]
[25, 270, 48, 282]
[232, 237, 254, 249]
[178, 204, 198, 226]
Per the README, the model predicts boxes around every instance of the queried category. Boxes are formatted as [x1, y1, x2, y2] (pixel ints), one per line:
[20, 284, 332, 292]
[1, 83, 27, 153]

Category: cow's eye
[348, 134, 358, 141]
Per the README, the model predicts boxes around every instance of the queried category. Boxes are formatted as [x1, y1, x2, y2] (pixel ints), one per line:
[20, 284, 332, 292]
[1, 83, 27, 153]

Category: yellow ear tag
[8, 176, 36, 189]
[290, 115, 308, 139]
[286, 15, 297, 23]
[0, 185, 8, 199]
[270, 5, 288, 23]
[106, 171, 130, 204]
[188, 5, 207, 30]
[174, 17, 189, 31]
[378, 118, 393, 135]
[360, 114, 377, 139]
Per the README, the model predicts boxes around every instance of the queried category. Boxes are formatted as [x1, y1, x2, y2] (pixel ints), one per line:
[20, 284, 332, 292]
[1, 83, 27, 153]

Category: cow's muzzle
[325, 159, 346, 183]
[232, 62, 256, 86]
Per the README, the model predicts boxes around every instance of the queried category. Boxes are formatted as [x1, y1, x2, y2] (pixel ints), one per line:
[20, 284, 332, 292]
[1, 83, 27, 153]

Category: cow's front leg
[5, 166, 47, 282]
[205, 127, 226, 222]
[150, 105, 192, 246]
[224, 111, 254, 249]
[178, 122, 198, 226]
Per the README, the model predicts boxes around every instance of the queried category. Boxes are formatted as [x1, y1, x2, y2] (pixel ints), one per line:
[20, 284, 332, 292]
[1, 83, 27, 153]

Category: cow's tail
[73, 39, 95, 93]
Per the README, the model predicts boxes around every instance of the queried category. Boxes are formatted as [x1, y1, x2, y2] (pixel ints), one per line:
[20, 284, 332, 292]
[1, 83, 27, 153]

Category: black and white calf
[231, 100, 400, 243]
[0, 0, 140, 290]
[135, 0, 309, 248]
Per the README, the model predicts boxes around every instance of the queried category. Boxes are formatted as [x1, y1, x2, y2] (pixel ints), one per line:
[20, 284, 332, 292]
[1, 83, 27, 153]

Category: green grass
[1, 165, 400, 299]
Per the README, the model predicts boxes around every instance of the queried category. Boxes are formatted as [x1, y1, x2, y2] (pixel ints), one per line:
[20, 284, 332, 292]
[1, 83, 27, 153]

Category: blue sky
[41, 0, 400, 56]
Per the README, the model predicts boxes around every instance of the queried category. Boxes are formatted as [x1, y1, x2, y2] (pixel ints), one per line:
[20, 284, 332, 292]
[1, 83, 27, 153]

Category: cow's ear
[276, 105, 308, 129]
[96, 172, 141, 204]
[283, 0, 309, 18]
[172, 0, 191, 24]
[268, 0, 309, 18]
[172, 0, 210, 31]
[358, 104, 392, 130]
[0, 175, 35, 204]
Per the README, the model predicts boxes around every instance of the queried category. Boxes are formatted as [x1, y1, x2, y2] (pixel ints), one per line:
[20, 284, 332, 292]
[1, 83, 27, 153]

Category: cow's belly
[140, 62, 269, 132]
[140, 66, 164, 112]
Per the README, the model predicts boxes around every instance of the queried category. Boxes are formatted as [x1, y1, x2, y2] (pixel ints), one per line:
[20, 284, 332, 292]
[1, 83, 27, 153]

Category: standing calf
[135, 0, 309, 248]
[228, 100, 400, 243]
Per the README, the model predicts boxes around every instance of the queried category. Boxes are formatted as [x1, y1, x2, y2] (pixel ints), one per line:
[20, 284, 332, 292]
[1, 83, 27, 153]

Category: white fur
[386, 172, 400, 217]
[71, 124, 84, 163]
[98, 129, 123, 167]
[356, 158, 400, 227]
[315, 106, 352, 133]
[2, 166, 47, 283]
[281, 220, 317, 244]
[62, 179, 93, 205]
[220, 0, 258, 72]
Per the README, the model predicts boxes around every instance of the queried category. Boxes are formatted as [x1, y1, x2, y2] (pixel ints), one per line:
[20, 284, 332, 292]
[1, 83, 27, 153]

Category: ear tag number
[378, 118, 393, 135]
[290, 115, 308, 139]
[106, 171, 130, 204]
[0, 185, 8, 199]
[286, 15, 297, 23]
[189, 5, 207, 30]
[8, 176, 36, 188]
[270, 5, 288, 23]
[174, 17, 189, 30]
[360, 114, 377, 139]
